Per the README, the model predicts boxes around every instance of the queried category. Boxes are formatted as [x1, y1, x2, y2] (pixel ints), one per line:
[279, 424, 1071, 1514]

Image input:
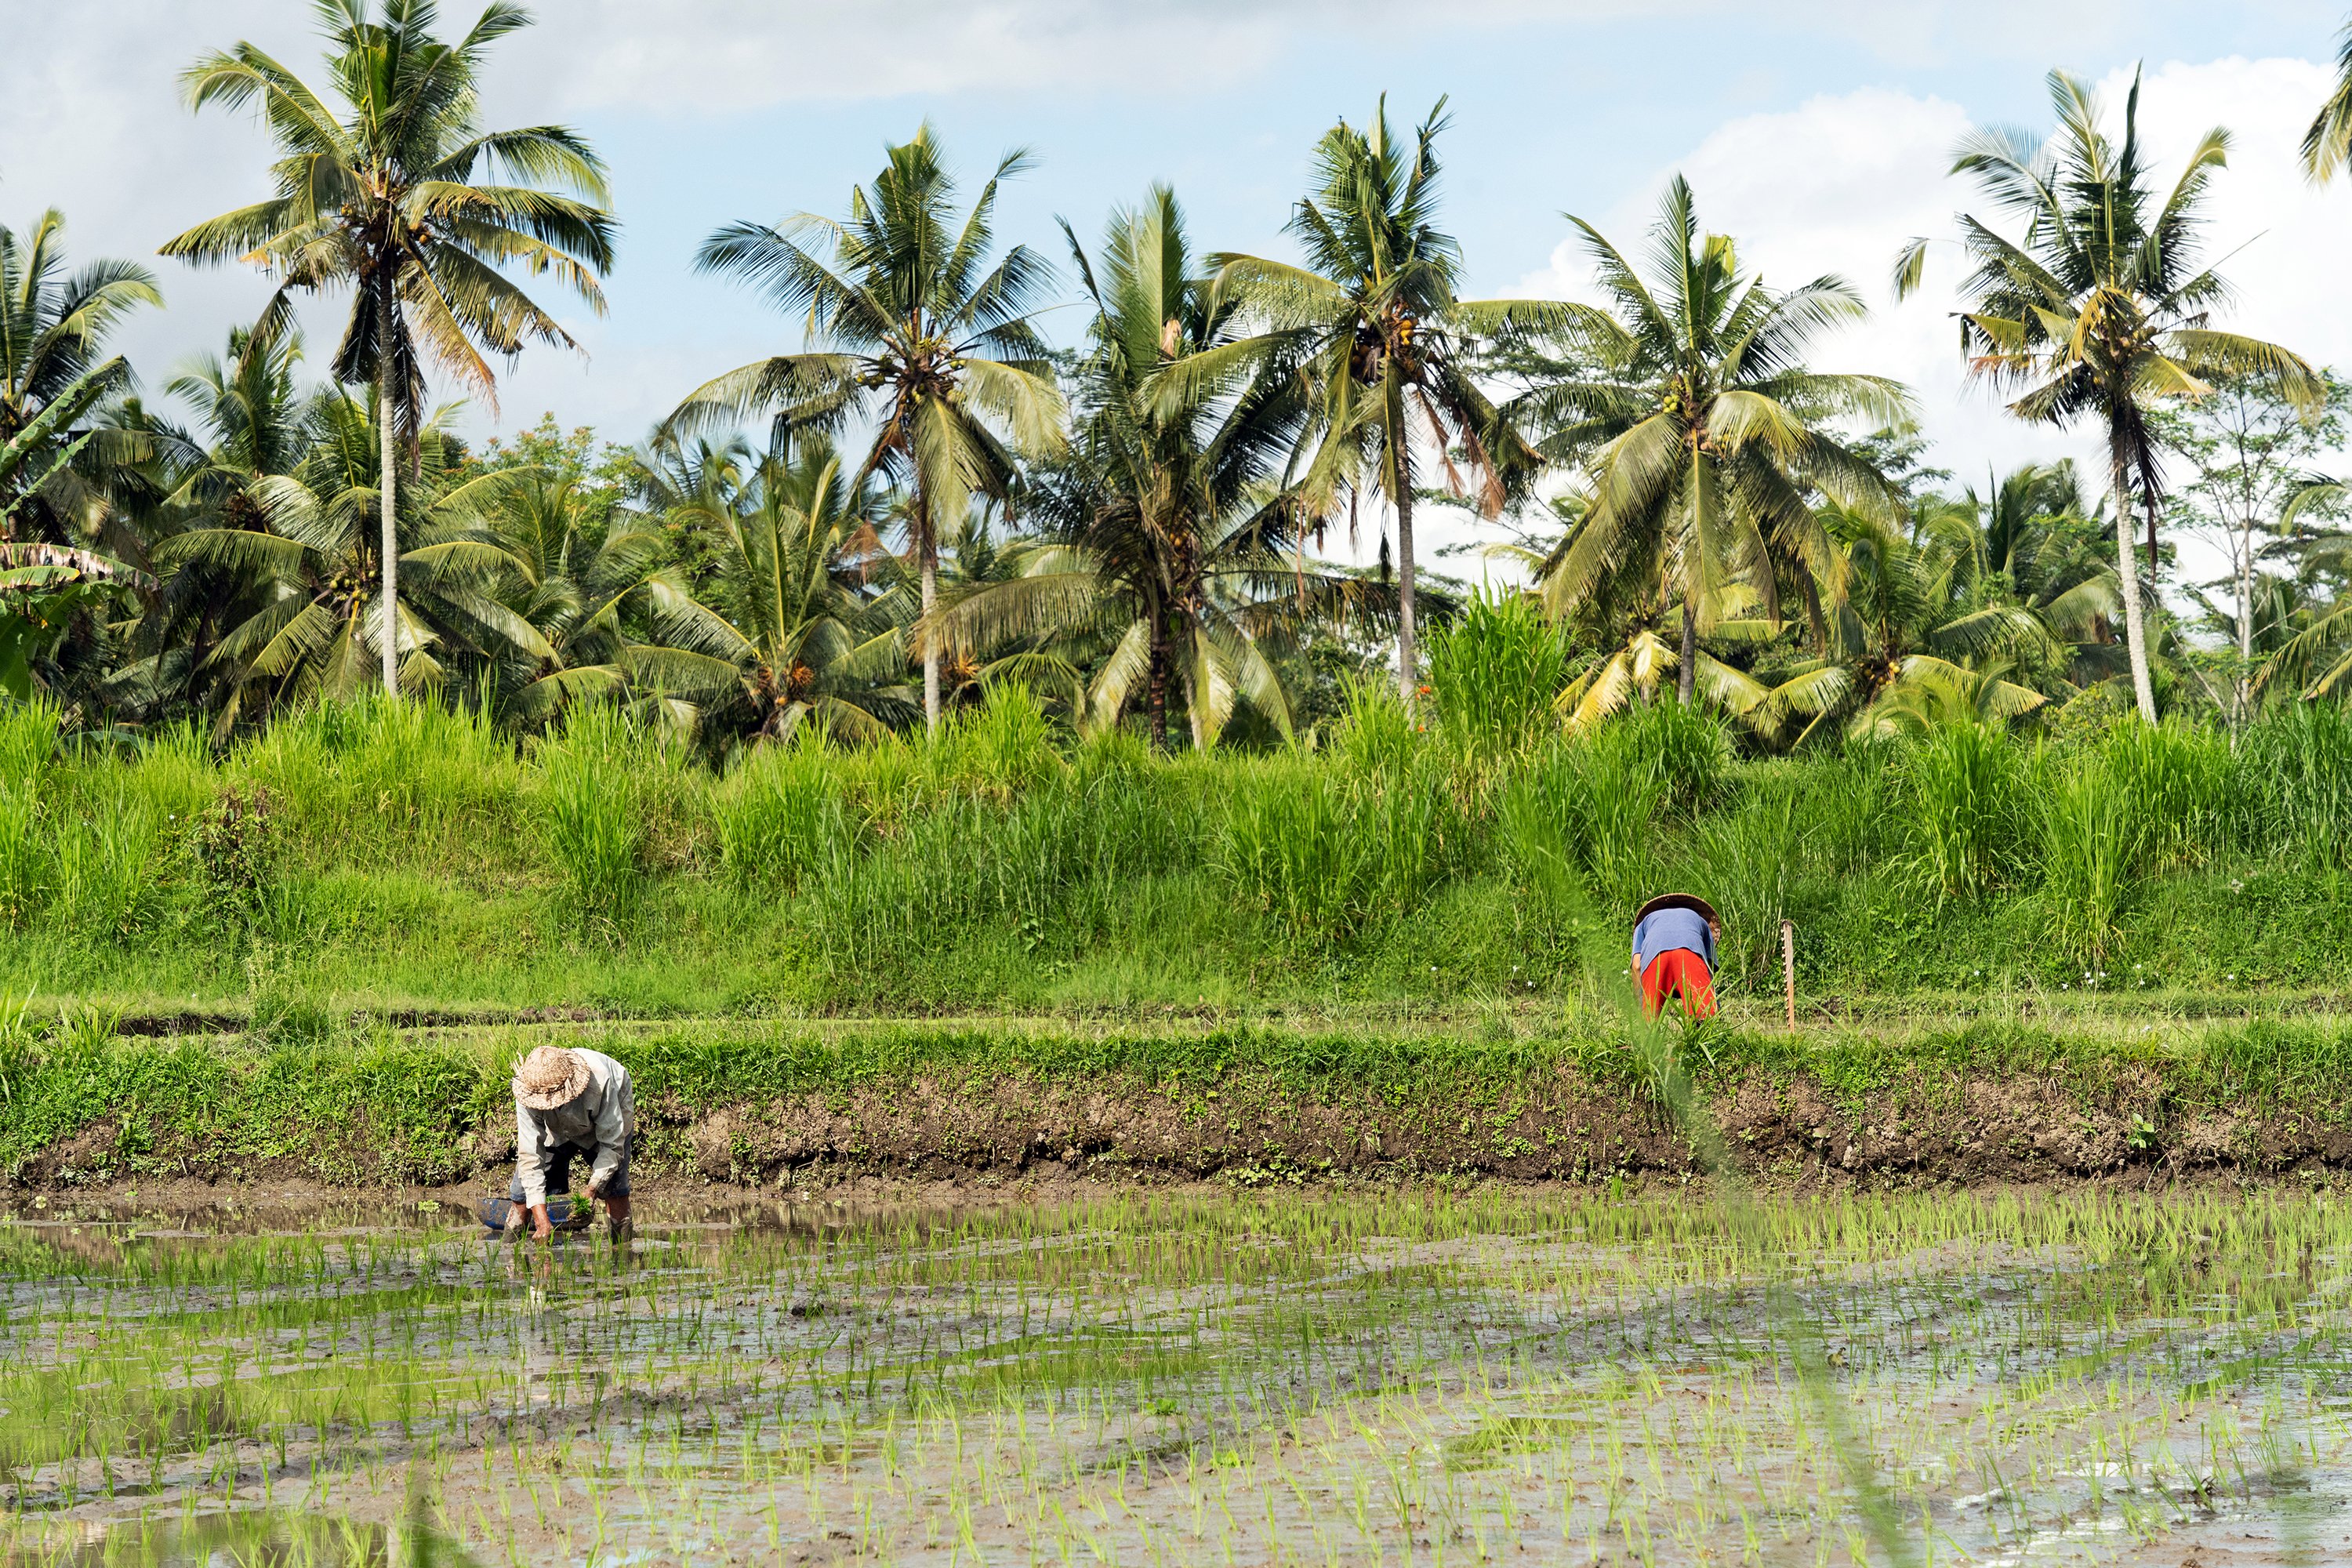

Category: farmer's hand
[529, 1202, 554, 1242]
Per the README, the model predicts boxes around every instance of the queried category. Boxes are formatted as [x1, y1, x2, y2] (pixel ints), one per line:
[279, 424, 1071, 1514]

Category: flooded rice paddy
[3, 1185, 2352, 1565]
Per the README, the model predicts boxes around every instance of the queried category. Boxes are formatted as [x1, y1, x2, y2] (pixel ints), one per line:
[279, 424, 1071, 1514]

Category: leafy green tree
[1515, 176, 1909, 706]
[1756, 503, 2060, 742]
[677, 126, 1065, 734]
[1208, 98, 1552, 706]
[103, 328, 319, 722]
[162, 0, 616, 699]
[2148, 372, 2349, 723]
[0, 363, 157, 701]
[2303, 16, 2352, 181]
[1896, 67, 2320, 721]
[941, 187, 1375, 749]
[458, 467, 711, 728]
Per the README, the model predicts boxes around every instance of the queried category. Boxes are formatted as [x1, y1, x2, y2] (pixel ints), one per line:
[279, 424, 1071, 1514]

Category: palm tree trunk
[2111, 445, 2158, 722]
[1676, 593, 1697, 706]
[1395, 481, 1417, 707]
[377, 287, 399, 699]
[1147, 614, 1170, 753]
[917, 495, 940, 735]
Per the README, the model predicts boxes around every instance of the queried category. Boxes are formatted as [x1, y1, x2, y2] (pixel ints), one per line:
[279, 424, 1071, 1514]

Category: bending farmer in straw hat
[510, 1045, 635, 1247]
[1631, 894, 1721, 1020]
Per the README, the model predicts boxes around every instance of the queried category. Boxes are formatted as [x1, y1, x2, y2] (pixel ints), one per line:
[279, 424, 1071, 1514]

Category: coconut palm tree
[1207, 98, 1554, 706]
[1757, 503, 2061, 742]
[939, 187, 1376, 748]
[100, 327, 318, 723]
[456, 468, 713, 728]
[674, 125, 1065, 734]
[0, 363, 158, 701]
[1896, 67, 2321, 721]
[1515, 176, 1911, 706]
[151, 391, 546, 717]
[162, 0, 616, 699]
[2303, 16, 2352, 181]
[632, 439, 910, 743]
[0, 211, 162, 554]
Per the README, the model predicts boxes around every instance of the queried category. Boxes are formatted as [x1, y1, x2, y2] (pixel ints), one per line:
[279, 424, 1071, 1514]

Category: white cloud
[532, 0, 2184, 111]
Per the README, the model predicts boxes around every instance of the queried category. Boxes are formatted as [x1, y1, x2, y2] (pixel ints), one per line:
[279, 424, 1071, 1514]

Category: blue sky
[6, 1, 2351, 572]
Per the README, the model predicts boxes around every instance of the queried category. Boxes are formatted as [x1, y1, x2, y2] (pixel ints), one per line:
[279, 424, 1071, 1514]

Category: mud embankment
[13, 1045, 2341, 1194]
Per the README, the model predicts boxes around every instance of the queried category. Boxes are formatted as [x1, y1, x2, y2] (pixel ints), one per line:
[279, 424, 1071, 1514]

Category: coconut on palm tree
[674, 126, 1065, 735]
[1515, 176, 1911, 709]
[1207, 98, 1554, 706]
[939, 186, 1377, 748]
[1896, 67, 2321, 721]
[162, 0, 615, 698]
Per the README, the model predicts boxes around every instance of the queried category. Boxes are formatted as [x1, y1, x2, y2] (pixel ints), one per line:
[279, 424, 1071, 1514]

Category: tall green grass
[1426, 593, 1569, 759]
[1903, 719, 2024, 901]
[6, 687, 2352, 1009]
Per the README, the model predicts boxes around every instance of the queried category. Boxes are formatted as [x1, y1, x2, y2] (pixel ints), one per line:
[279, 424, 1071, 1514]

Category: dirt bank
[9, 1032, 2340, 1196]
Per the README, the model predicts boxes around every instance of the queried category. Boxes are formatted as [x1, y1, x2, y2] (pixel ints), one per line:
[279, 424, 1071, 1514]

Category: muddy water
[2, 1188, 2350, 1565]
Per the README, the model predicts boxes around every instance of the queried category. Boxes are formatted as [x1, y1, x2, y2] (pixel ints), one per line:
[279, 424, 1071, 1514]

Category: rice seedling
[2, 1184, 2349, 1565]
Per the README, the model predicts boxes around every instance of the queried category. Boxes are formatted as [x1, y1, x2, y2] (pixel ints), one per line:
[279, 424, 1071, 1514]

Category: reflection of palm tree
[677, 127, 1064, 734]
[165, 0, 615, 696]
[1898, 67, 2319, 720]
[941, 187, 1377, 748]
[1515, 177, 1909, 707]
[1209, 100, 1552, 706]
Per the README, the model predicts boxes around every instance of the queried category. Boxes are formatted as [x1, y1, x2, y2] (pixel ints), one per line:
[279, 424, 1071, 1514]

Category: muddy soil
[11, 1055, 2343, 1200]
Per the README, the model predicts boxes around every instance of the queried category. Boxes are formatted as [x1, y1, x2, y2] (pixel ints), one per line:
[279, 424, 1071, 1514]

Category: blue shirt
[1633, 908, 1715, 973]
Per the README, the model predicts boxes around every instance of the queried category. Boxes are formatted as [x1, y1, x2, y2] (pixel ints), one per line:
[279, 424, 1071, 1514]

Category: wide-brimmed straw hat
[514, 1046, 592, 1112]
[1633, 891, 1720, 927]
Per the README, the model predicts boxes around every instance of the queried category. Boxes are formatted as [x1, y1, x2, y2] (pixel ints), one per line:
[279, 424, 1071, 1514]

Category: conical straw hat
[514, 1046, 592, 1112]
[1632, 891, 1719, 927]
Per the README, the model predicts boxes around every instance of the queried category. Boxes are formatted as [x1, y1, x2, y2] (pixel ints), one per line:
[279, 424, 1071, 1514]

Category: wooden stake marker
[1780, 919, 1797, 1032]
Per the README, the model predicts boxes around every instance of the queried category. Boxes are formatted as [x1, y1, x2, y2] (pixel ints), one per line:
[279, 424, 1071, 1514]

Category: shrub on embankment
[9, 690, 2352, 1014]
[6, 1018, 2352, 1192]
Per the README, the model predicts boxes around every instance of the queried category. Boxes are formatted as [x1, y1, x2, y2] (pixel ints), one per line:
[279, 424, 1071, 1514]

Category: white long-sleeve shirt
[514, 1048, 633, 1206]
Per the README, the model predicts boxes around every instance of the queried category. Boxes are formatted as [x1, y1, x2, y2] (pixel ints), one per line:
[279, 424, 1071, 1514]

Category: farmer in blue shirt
[1632, 894, 1720, 1018]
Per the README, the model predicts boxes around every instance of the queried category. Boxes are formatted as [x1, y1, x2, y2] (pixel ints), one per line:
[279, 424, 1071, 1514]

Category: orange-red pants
[1641, 949, 1717, 1019]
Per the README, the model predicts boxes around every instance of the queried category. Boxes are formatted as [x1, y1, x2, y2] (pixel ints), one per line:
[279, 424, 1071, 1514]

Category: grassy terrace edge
[5, 1014, 2347, 1195]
